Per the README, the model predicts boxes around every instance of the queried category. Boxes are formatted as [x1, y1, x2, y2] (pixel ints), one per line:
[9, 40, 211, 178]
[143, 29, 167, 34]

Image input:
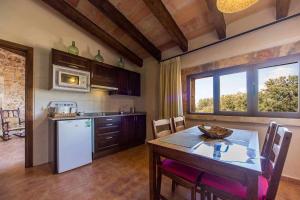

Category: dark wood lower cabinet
[119, 115, 135, 148]
[134, 115, 146, 145]
[93, 114, 146, 159]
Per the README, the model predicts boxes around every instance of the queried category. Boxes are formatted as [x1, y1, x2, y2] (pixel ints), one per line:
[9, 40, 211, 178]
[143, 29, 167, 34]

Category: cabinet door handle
[105, 137, 113, 140]
[106, 123, 113, 126]
[106, 118, 113, 121]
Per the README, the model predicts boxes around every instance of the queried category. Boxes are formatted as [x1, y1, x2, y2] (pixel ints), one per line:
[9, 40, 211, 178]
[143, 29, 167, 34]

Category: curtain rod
[161, 12, 300, 62]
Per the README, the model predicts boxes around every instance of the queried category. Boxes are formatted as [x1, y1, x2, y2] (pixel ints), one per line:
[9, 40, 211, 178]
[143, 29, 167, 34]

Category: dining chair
[152, 119, 202, 200]
[152, 118, 174, 139]
[172, 116, 186, 132]
[199, 126, 292, 200]
[261, 121, 278, 175]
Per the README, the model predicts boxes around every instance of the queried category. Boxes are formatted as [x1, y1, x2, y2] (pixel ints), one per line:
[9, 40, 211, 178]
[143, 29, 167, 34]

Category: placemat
[159, 128, 203, 148]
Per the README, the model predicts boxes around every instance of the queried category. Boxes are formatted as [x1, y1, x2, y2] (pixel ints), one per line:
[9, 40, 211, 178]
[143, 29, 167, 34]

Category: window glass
[220, 72, 247, 112]
[195, 77, 213, 113]
[258, 63, 299, 112]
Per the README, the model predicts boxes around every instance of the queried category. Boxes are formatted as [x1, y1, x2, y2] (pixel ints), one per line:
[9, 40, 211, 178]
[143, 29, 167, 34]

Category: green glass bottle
[117, 57, 125, 68]
[68, 41, 79, 55]
[94, 50, 104, 63]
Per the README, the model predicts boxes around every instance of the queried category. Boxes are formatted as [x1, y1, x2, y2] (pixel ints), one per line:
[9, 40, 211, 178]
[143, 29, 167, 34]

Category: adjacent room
[0, 47, 26, 171]
[0, 0, 300, 199]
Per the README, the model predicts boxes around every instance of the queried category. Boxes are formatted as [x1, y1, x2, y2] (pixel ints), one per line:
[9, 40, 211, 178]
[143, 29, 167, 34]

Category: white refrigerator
[57, 119, 92, 173]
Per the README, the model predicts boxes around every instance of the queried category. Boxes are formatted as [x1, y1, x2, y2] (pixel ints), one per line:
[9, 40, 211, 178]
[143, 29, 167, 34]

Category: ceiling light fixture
[216, 0, 258, 14]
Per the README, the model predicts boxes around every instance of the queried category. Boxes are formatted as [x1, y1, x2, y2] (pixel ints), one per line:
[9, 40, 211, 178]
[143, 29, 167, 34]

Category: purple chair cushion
[161, 159, 202, 183]
[201, 173, 268, 200]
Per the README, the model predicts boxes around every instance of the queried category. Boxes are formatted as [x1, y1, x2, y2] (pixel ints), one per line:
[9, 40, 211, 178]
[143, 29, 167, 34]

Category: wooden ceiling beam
[205, 0, 226, 39]
[89, 0, 161, 61]
[276, 0, 291, 20]
[41, 0, 143, 67]
[143, 0, 188, 52]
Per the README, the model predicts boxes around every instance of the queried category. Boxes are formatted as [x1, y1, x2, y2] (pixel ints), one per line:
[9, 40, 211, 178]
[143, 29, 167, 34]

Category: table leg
[247, 174, 258, 200]
[149, 145, 158, 200]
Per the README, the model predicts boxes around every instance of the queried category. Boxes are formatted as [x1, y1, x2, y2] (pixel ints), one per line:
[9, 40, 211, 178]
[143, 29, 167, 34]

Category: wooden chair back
[261, 121, 277, 158]
[152, 119, 174, 139]
[265, 126, 292, 200]
[261, 122, 278, 174]
[172, 116, 186, 132]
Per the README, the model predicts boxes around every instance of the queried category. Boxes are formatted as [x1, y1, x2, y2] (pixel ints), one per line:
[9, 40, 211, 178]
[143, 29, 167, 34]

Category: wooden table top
[148, 126, 262, 174]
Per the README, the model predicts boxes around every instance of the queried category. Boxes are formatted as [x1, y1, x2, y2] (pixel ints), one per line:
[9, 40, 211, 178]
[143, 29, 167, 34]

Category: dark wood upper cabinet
[91, 61, 117, 88]
[111, 68, 141, 96]
[51, 49, 141, 96]
[128, 71, 141, 96]
[52, 49, 90, 71]
[114, 68, 129, 95]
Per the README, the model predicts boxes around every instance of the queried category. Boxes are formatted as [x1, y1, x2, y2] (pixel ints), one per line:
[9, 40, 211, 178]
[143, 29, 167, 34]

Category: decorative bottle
[117, 57, 125, 68]
[94, 50, 104, 62]
[67, 41, 79, 55]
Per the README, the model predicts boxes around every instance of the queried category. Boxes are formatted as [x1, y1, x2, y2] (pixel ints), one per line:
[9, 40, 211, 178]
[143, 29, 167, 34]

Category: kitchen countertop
[48, 112, 146, 121]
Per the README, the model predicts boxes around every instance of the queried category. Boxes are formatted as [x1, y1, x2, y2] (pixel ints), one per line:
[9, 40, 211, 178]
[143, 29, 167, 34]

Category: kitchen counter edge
[48, 112, 146, 121]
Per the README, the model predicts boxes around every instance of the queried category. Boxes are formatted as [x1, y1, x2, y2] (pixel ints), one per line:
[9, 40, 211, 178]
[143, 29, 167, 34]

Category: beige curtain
[159, 57, 183, 119]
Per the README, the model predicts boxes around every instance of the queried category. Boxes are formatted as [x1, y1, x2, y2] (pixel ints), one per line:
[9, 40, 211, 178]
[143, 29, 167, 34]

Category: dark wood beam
[205, 0, 226, 39]
[89, 0, 161, 61]
[276, 0, 291, 20]
[41, 0, 143, 67]
[143, 0, 188, 52]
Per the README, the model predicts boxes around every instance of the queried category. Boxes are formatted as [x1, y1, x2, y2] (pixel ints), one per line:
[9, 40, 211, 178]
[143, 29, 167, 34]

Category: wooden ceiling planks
[276, 0, 291, 19]
[89, 0, 161, 60]
[143, 0, 188, 52]
[205, 0, 226, 39]
[45, 0, 295, 62]
[42, 0, 143, 66]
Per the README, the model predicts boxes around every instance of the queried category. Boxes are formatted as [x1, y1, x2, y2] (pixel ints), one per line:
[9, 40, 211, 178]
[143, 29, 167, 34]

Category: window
[219, 72, 247, 112]
[194, 77, 213, 113]
[188, 54, 300, 118]
[258, 63, 299, 113]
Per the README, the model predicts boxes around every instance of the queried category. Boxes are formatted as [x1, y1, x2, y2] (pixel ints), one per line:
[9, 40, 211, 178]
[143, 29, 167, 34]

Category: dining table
[148, 126, 262, 200]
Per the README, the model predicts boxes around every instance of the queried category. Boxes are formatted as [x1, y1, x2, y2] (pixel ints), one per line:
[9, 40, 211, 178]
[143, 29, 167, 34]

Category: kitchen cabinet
[120, 115, 146, 147]
[128, 71, 141, 96]
[93, 116, 121, 158]
[93, 114, 146, 159]
[91, 61, 117, 88]
[119, 115, 135, 147]
[51, 49, 141, 96]
[110, 69, 141, 96]
[134, 115, 146, 145]
[114, 69, 129, 95]
[51, 49, 90, 71]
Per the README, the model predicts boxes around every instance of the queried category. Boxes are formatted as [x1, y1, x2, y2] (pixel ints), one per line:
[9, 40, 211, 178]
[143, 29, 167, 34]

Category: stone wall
[0, 48, 25, 120]
[181, 40, 300, 114]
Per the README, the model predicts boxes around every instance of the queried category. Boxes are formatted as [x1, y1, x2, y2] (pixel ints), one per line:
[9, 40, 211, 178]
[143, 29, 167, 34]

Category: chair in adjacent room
[199, 126, 292, 200]
[0, 108, 25, 141]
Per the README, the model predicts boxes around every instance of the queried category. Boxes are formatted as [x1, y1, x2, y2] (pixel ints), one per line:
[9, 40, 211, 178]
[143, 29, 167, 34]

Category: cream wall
[0, 0, 146, 165]
[137, 58, 160, 140]
[162, 0, 300, 61]
[159, 7, 300, 179]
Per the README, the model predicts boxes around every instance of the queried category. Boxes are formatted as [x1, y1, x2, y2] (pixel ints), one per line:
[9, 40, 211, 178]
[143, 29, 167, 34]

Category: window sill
[186, 114, 300, 127]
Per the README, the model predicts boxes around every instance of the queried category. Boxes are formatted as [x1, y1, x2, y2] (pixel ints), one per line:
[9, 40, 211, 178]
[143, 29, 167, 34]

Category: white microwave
[52, 65, 90, 92]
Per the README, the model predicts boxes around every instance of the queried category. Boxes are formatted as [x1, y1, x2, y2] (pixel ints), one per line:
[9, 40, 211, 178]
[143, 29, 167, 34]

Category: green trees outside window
[191, 60, 299, 117]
